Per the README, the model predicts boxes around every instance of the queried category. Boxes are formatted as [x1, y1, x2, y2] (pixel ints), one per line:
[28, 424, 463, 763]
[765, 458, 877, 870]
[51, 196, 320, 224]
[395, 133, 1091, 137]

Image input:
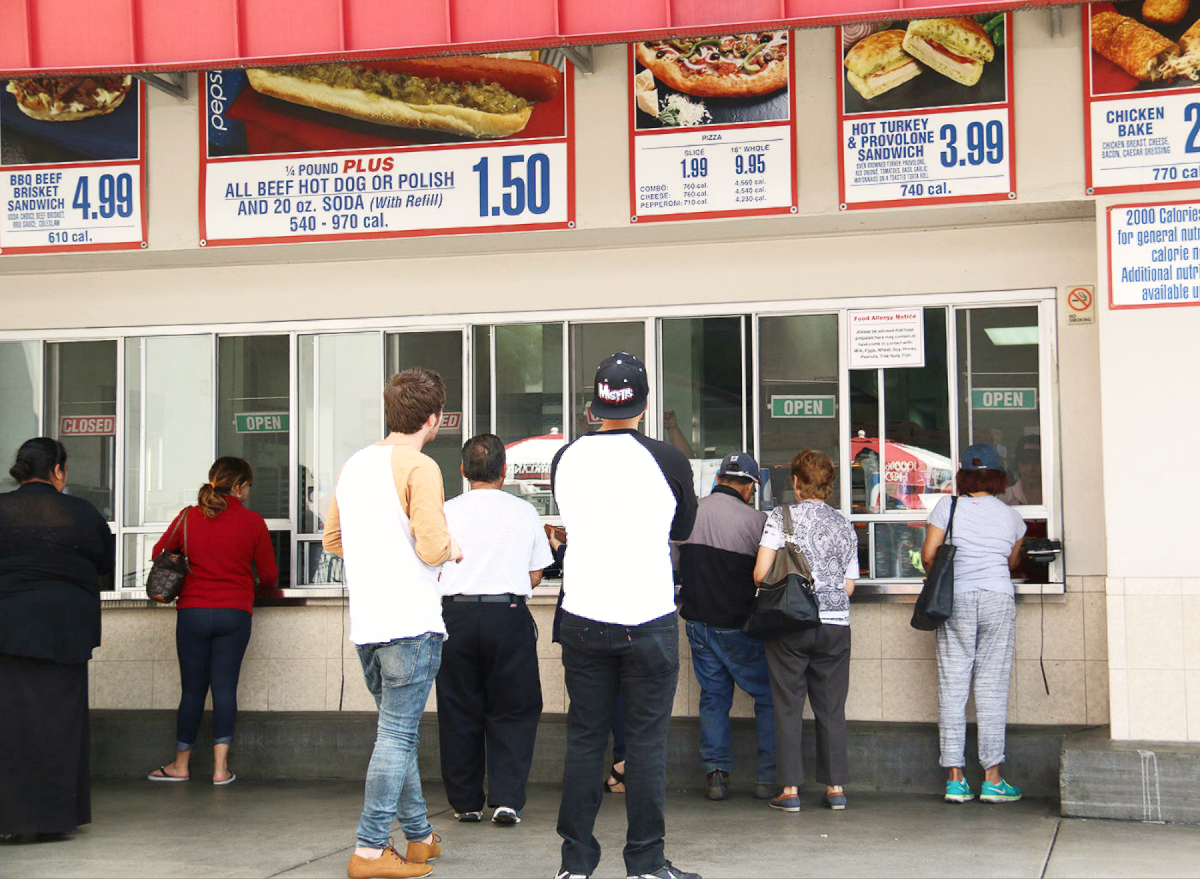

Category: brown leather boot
[346, 843, 432, 879]
[405, 833, 441, 864]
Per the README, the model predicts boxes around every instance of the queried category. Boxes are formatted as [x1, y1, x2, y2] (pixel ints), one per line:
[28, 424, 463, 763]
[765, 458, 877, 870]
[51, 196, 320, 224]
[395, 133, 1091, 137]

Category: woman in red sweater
[146, 457, 277, 785]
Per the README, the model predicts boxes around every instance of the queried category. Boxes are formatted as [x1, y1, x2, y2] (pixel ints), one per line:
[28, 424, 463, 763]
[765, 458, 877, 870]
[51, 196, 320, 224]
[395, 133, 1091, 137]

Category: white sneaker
[454, 810, 483, 822]
[554, 871, 589, 879]
[492, 806, 521, 825]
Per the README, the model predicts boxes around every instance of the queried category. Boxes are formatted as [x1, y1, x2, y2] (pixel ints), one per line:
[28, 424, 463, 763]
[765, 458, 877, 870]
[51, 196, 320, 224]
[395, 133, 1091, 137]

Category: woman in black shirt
[0, 438, 114, 839]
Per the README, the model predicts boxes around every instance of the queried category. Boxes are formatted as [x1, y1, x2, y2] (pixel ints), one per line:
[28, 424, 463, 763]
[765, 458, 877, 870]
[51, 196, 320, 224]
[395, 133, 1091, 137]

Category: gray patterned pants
[935, 590, 1016, 770]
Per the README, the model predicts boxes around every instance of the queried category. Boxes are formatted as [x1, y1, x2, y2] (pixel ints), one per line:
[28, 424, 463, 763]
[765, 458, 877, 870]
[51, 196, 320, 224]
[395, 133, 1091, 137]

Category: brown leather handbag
[145, 508, 191, 603]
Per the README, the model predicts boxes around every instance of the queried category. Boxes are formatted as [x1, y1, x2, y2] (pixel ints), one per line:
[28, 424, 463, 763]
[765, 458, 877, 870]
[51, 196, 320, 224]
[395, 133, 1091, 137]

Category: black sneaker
[704, 770, 728, 801]
[627, 861, 702, 879]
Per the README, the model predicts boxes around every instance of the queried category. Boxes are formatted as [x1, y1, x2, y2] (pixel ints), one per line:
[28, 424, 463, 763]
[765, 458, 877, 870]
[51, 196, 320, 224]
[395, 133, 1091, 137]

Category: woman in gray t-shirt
[922, 443, 1026, 806]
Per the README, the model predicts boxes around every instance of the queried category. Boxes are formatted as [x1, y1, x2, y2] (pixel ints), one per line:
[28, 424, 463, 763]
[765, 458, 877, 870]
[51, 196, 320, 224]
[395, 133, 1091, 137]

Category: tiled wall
[91, 577, 1104, 727]
[1105, 577, 1200, 742]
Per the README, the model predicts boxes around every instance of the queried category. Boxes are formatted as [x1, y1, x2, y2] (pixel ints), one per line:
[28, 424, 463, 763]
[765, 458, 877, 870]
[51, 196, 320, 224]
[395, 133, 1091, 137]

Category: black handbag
[911, 496, 957, 631]
[146, 508, 191, 603]
[742, 504, 821, 640]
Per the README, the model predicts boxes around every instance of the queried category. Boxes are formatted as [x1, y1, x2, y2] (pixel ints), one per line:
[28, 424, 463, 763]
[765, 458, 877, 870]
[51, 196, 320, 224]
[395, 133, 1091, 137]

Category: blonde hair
[790, 449, 836, 501]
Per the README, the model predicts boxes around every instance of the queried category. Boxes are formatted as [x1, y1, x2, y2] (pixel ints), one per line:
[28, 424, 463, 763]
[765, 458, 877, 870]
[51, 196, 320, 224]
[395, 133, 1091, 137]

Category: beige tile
[267, 658, 327, 711]
[1125, 578, 1182, 595]
[1106, 595, 1127, 670]
[846, 658, 882, 721]
[1106, 577, 1124, 595]
[246, 607, 331, 660]
[1109, 669, 1129, 739]
[1124, 595, 1185, 670]
[1015, 594, 1084, 661]
[1083, 593, 1108, 663]
[87, 661, 96, 709]
[95, 608, 175, 661]
[1086, 660, 1110, 726]
[424, 687, 437, 713]
[540, 662, 567, 715]
[1081, 576, 1107, 593]
[879, 604, 936, 659]
[849, 603, 881, 659]
[1183, 596, 1200, 670]
[1127, 669, 1188, 741]
[151, 660, 181, 710]
[332, 662, 379, 713]
[532, 605, 560, 659]
[1188, 671, 1200, 742]
[93, 660, 155, 709]
[880, 659, 938, 722]
[237, 658, 269, 711]
[1182, 578, 1200, 595]
[1016, 660, 1086, 725]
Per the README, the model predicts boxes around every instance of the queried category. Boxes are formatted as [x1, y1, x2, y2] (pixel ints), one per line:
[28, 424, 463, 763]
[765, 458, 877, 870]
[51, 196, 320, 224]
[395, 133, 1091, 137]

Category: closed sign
[59, 415, 115, 436]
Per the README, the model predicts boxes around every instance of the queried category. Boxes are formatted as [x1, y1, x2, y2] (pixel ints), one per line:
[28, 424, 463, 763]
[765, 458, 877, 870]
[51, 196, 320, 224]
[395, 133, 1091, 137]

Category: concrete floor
[3, 781, 1200, 879]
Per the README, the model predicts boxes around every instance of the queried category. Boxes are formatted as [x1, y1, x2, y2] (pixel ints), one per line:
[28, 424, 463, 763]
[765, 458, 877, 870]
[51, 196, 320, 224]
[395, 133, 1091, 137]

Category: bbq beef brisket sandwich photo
[902, 17, 996, 86]
[6, 75, 133, 122]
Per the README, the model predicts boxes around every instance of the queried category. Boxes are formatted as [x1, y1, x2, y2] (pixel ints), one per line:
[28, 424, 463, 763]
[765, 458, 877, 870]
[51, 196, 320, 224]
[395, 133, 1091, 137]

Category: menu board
[628, 33, 797, 223]
[1084, 3, 1200, 195]
[1, 76, 146, 255]
[1108, 199, 1200, 308]
[836, 15, 1015, 210]
[200, 54, 574, 247]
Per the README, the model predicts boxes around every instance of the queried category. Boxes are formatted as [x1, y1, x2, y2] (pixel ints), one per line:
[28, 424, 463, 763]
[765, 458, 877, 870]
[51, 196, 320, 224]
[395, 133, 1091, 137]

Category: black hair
[9, 437, 68, 483]
[717, 474, 755, 489]
[462, 434, 505, 484]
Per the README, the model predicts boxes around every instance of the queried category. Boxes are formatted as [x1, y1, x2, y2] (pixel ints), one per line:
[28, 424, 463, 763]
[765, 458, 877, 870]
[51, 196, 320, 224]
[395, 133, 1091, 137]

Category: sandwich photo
[5, 75, 133, 122]
[901, 17, 996, 87]
[844, 29, 922, 99]
[245, 55, 562, 139]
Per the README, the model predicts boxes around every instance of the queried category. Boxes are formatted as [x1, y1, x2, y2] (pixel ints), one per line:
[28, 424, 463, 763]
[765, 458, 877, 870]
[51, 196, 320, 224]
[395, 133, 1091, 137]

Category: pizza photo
[633, 32, 790, 130]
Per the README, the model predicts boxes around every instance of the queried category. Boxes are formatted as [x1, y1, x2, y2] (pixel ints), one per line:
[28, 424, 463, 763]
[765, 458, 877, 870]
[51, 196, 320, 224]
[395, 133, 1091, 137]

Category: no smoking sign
[1065, 285, 1095, 325]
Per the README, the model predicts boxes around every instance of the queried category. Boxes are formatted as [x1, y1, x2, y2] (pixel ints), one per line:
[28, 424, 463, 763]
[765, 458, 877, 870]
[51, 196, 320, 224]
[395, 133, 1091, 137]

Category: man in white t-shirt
[437, 433, 554, 829]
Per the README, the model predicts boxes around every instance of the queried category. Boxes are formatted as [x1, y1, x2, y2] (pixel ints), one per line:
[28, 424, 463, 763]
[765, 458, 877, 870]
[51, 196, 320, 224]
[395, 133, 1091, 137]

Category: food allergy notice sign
[837, 15, 1015, 210]
[200, 56, 574, 246]
[1108, 200, 1200, 308]
[628, 33, 797, 223]
[848, 309, 926, 368]
[1, 76, 146, 255]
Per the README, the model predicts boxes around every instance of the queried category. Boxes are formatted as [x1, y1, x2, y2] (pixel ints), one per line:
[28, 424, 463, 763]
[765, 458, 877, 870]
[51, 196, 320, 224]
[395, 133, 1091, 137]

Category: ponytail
[9, 437, 68, 483]
[197, 456, 254, 519]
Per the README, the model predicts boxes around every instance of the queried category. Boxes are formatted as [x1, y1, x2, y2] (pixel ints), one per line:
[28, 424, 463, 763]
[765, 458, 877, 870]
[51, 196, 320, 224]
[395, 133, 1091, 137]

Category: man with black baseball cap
[677, 452, 775, 803]
[551, 352, 699, 879]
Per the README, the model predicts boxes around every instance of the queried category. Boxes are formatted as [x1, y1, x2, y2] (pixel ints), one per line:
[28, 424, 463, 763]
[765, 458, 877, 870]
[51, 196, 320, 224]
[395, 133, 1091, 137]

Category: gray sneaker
[753, 782, 775, 800]
[628, 862, 702, 879]
[704, 770, 728, 801]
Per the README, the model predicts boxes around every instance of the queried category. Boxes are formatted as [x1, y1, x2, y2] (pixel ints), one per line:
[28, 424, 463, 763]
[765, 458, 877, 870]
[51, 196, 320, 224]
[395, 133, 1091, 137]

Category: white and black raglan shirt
[551, 429, 698, 626]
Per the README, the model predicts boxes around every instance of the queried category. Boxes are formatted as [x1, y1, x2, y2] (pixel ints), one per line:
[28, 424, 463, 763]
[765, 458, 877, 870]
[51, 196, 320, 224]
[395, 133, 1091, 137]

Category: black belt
[443, 593, 526, 604]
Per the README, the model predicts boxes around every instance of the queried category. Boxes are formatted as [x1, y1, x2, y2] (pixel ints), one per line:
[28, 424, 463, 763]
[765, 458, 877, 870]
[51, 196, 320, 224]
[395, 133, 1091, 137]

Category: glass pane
[569, 322, 645, 440]
[849, 370, 879, 514]
[474, 326, 492, 436]
[872, 521, 927, 580]
[956, 306, 1043, 507]
[495, 324, 563, 517]
[122, 533, 153, 592]
[217, 336, 289, 521]
[757, 314, 840, 510]
[387, 331, 465, 501]
[300, 539, 345, 585]
[881, 308, 953, 514]
[660, 317, 743, 498]
[124, 336, 214, 525]
[298, 333, 380, 535]
[0, 342, 42, 490]
[267, 531, 290, 588]
[46, 341, 117, 520]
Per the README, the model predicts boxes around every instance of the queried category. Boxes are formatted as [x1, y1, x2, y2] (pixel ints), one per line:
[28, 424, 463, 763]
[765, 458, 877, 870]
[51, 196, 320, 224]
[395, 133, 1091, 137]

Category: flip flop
[213, 772, 237, 786]
[147, 765, 189, 782]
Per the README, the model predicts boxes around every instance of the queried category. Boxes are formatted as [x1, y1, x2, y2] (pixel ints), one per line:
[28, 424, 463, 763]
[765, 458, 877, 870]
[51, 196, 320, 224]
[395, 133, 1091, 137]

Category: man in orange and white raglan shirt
[322, 367, 464, 879]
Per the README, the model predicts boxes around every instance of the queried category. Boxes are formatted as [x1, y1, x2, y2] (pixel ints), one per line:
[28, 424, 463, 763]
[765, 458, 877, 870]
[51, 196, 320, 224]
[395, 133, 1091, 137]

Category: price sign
[1, 77, 147, 255]
[628, 35, 797, 223]
[1084, 5, 1200, 194]
[1108, 200, 1200, 309]
[837, 15, 1015, 210]
[200, 60, 574, 246]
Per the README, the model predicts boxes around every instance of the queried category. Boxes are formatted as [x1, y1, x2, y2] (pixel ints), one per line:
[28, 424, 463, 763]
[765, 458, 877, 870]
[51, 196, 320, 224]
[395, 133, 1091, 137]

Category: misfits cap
[961, 443, 1003, 471]
[718, 451, 762, 483]
[591, 351, 649, 419]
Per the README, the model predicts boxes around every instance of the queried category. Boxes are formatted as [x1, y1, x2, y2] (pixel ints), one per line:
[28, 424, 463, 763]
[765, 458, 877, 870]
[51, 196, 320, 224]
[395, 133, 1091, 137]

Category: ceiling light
[984, 326, 1039, 346]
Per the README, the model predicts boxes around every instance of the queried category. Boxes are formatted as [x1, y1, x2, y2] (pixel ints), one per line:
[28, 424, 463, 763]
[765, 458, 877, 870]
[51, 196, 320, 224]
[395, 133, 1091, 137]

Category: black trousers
[557, 610, 678, 877]
[764, 624, 851, 788]
[435, 598, 542, 812]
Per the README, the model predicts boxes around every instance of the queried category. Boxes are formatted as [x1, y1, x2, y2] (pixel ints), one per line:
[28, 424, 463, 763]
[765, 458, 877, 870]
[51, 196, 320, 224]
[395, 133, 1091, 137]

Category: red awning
[1, 0, 1077, 77]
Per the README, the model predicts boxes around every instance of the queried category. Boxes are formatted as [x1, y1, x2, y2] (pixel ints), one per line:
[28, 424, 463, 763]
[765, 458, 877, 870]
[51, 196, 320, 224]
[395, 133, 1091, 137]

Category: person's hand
[449, 538, 464, 563]
[663, 410, 678, 430]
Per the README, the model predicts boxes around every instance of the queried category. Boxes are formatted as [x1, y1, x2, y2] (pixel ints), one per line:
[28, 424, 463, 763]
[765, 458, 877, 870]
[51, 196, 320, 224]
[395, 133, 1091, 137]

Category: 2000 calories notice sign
[1, 75, 146, 255]
[201, 55, 574, 247]
[1108, 200, 1200, 308]
[837, 15, 1015, 210]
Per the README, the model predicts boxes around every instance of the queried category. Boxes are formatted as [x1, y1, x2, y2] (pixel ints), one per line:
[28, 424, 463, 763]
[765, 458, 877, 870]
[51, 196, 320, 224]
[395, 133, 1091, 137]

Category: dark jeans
[175, 607, 252, 750]
[765, 624, 851, 788]
[436, 599, 542, 812]
[557, 610, 679, 877]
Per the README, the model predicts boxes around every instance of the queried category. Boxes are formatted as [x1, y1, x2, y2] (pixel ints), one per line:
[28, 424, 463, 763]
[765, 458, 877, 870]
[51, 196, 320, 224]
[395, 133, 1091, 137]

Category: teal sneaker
[944, 779, 974, 803]
[980, 779, 1022, 803]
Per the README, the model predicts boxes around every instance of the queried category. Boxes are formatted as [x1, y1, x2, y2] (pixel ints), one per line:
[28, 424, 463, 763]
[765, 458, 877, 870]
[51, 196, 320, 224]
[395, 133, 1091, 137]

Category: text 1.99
[72, 174, 134, 220]
[473, 154, 551, 218]
[681, 157, 708, 178]
[939, 121, 1004, 168]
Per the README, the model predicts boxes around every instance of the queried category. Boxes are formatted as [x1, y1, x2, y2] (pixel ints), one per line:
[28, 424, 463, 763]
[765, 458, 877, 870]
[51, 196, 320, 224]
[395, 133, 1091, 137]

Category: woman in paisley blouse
[753, 449, 859, 813]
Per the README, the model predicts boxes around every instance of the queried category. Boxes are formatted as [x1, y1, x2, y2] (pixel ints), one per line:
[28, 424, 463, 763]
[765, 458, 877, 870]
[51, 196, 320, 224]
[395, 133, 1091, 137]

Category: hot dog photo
[1088, 1, 1200, 94]
[841, 15, 1008, 115]
[206, 51, 567, 158]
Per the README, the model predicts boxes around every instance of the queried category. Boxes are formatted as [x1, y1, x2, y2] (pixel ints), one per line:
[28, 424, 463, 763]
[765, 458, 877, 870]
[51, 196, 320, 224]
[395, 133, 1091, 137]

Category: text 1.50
[473, 154, 551, 218]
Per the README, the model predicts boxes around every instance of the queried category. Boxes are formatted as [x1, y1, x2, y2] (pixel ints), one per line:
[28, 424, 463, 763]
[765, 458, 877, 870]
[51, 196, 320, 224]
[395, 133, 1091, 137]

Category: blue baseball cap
[961, 443, 1002, 471]
[718, 451, 762, 483]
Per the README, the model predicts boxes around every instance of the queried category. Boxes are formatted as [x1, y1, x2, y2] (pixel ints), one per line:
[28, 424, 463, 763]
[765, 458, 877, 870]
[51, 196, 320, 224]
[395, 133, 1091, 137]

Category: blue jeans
[355, 633, 443, 849]
[174, 608, 252, 750]
[685, 621, 776, 784]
